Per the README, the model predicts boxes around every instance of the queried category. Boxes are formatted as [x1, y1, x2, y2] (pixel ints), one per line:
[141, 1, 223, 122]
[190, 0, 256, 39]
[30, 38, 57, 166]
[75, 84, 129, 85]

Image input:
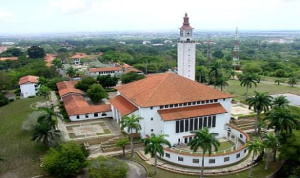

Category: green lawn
[132, 153, 282, 178]
[224, 79, 300, 101]
[0, 97, 47, 177]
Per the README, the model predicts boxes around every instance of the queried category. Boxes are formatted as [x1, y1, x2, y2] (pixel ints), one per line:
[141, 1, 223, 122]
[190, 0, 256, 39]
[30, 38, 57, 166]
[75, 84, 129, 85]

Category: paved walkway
[125, 160, 147, 178]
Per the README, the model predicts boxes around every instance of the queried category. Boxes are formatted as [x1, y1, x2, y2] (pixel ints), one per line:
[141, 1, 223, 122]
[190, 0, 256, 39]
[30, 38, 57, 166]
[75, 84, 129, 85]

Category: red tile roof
[109, 95, 138, 115]
[62, 94, 111, 116]
[56, 81, 83, 97]
[89, 67, 122, 73]
[125, 68, 142, 73]
[158, 103, 227, 121]
[71, 53, 87, 59]
[0, 57, 18, 61]
[18, 75, 39, 85]
[115, 73, 233, 107]
[44, 54, 56, 67]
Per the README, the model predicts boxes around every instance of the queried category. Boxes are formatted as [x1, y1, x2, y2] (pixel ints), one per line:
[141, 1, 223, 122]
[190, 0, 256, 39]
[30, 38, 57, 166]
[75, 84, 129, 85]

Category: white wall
[177, 42, 196, 81]
[20, 83, 38, 98]
[139, 106, 164, 138]
[69, 111, 112, 121]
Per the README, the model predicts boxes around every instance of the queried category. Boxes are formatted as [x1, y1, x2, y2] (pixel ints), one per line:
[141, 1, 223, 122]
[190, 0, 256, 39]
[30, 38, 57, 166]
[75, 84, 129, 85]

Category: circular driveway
[125, 160, 147, 178]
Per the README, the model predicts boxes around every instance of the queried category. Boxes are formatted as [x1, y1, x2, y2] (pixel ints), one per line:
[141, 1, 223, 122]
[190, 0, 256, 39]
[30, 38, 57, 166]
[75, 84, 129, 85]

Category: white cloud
[0, 11, 15, 19]
[49, 0, 95, 14]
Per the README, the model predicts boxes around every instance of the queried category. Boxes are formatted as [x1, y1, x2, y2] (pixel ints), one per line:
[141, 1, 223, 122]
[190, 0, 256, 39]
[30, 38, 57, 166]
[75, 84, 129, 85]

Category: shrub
[0, 92, 9, 106]
[43, 142, 88, 177]
[87, 156, 129, 178]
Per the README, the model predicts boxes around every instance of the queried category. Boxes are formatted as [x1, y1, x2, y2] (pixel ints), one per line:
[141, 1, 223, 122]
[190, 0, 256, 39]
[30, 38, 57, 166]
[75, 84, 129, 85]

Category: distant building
[177, 13, 196, 81]
[89, 67, 123, 77]
[0, 45, 8, 53]
[44, 54, 56, 67]
[142, 41, 151, 45]
[70, 53, 87, 65]
[0, 57, 18, 61]
[19, 75, 39, 98]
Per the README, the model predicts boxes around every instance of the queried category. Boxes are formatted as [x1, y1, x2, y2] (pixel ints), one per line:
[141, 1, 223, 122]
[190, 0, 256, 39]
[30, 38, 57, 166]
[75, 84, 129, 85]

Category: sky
[0, 0, 299, 34]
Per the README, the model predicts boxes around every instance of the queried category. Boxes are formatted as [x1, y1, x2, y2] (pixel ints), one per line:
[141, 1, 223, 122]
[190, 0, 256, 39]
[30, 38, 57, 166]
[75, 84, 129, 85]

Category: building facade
[19, 75, 39, 98]
[177, 13, 196, 81]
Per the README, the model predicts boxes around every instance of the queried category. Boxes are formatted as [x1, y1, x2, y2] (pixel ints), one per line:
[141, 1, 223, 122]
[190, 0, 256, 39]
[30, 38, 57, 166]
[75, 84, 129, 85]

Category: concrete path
[125, 160, 147, 178]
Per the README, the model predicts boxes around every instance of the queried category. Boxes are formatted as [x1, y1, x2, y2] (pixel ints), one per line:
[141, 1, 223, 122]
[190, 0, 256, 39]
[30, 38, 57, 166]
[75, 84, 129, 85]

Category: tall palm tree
[209, 61, 221, 88]
[262, 133, 278, 170]
[215, 77, 229, 91]
[288, 76, 298, 87]
[120, 114, 142, 157]
[272, 95, 289, 108]
[66, 66, 77, 80]
[246, 91, 272, 135]
[265, 107, 300, 161]
[31, 122, 60, 147]
[239, 73, 260, 99]
[188, 128, 220, 178]
[37, 106, 62, 129]
[116, 138, 129, 157]
[247, 138, 264, 178]
[143, 134, 171, 175]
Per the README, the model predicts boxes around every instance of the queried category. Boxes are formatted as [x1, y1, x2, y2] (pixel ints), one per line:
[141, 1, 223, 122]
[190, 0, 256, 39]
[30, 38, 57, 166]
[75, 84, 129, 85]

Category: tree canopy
[86, 84, 108, 103]
[27, 45, 46, 59]
[75, 77, 98, 92]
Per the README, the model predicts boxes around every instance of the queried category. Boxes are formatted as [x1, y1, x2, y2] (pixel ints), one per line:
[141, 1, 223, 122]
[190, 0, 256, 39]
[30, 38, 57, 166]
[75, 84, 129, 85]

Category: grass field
[0, 97, 47, 178]
[223, 79, 300, 101]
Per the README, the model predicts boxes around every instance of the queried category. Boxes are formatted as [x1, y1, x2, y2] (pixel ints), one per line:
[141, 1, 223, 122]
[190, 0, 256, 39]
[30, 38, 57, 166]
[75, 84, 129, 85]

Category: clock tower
[177, 13, 196, 81]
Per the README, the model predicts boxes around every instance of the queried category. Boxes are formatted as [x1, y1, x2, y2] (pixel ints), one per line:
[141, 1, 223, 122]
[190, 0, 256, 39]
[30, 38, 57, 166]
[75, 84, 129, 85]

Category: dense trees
[43, 142, 88, 177]
[143, 134, 171, 175]
[75, 77, 98, 92]
[86, 84, 108, 103]
[121, 72, 145, 84]
[120, 114, 142, 157]
[0, 48, 22, 57]
[27, 46, 46, 59]
[97, 74, 118, 88]
[188, 128, 220, 178]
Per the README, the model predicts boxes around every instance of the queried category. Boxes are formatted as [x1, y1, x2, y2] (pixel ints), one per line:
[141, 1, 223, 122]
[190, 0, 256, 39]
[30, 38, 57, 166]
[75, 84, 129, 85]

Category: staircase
[231, 117, 256, 133]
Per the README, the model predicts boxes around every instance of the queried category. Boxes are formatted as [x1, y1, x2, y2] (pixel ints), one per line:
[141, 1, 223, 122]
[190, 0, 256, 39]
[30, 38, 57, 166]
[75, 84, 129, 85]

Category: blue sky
[0, 0, 299, 34]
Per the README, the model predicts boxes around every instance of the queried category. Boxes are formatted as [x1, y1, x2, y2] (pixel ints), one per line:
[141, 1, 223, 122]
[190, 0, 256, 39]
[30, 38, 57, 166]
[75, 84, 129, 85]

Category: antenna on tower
[207, 35, 213, 62]
[233, 26, 240, 70]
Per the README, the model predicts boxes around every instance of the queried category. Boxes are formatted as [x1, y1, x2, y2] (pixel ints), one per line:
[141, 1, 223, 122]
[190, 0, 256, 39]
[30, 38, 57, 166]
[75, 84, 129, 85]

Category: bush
[43, 142, 88, 177]
[28, 95, 36, 98]
[75, 77, 98, 92]
[0, 92, 9, 106]
[87, 156, 129, 178]
[86, 84, 108, 103]
[121, 72, 145, 84]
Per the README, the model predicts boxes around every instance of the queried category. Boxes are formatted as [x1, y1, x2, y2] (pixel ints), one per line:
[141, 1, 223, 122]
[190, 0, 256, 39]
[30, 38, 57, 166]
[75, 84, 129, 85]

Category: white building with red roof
[109, 72, 250, 167]
[56, 81, 112, 121]
[18, 75, 39, 98]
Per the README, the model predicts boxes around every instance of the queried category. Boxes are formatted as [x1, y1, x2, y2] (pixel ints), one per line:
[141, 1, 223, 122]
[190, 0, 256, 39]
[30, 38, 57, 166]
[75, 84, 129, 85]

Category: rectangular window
[224, 157, 230, 162]
[236, 153, 240, 158]
[188, 102, 191, 105]
[214, 99, 218, 102]
[178, 156, 184, 162]
[151, 118, 153, 121]
[180, 120, 184, 132]
[85, 114, 89, 118]
[203, 117, 207, 127]
[170, 104, 173, 108]
[194, 118, 198, 130]
[176, 121, 179, 133]
[185, 119, 189, 132]
[212, 116, 216, 127]
[184, 137, 188, 143]
[183, 103, 187, 106]
[76, 115, 80, 119]
[209, 159, 215, 164]
[244, 149, 247, 153]
[208, 116, 212, 128]
[165, 105, 169, 108]
[199, 117, 203, 129]
[192, 102, 196, 105]
[190, 118, 194, 131]
[240, 134, 243, 138]
[150, 107, 153, 110]
[179, 103, 182, 106]
[94, 113, 98, 117]
[201, 101, 205, 104]
[151, 129, 153, 132]
[193, 159, 199, 163]
[174, 104, 178, 107]
[166, 153, 170, 158]
[197, 101, 200, 104]
[206, 100, 209, 104]
[160, 106, 163, 109]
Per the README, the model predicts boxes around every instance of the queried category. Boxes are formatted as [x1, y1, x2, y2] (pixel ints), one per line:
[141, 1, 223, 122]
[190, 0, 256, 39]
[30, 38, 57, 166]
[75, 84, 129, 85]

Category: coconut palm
[239, 73, 260, 99]
[215, 77, 229, 91]
[37, 106, 62, 129]
[272, 95, 289, 108]
[66, 66, 77, 80]
[274, 79, 284, 85]
[262, 133, 279, 170]
[188, 128, 220, 178]
[265, 107, 300, 161]
[116, 138, 129, 157]
[247, 138, 264, 178]
[246, 91, 272, 135]
[288, 76, 298, 87]
[31, 122, 60, 147]
[143, 133, 171, 175]
[120, 114, 142, 157]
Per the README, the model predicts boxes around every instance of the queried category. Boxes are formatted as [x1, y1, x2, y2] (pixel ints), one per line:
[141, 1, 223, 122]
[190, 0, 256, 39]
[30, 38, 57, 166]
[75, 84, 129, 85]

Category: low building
[56, 81, 112, 121]
[19, 75, 39, 98]
[70, 53, 87, 65]
[88, 67, 123, 77]
[0, 57, 18, 61]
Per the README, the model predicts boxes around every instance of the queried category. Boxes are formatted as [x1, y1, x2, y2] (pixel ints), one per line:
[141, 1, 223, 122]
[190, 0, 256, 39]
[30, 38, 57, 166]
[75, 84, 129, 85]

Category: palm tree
[247, 138, 264, 178]
[209, 61, 221, 88]
[288, 76, 298, 87]
[272, 95, 289, 108]
[66, 66, 77, 80]
[37, 106, 62, 129]
[31, 122, 60, 147]
[246, 91, 272, 135]
[265, 107, 300, 161]
[188, 128, 220, 178]
[262, 133, 278, 170]
[239, 73, 260, 99]
[120, 114, 142, 157]
[274, 79, 283, 85]
[215, 77, 229, 91]
[116, 138, 129, 157]
[143, 133, 171, 175]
